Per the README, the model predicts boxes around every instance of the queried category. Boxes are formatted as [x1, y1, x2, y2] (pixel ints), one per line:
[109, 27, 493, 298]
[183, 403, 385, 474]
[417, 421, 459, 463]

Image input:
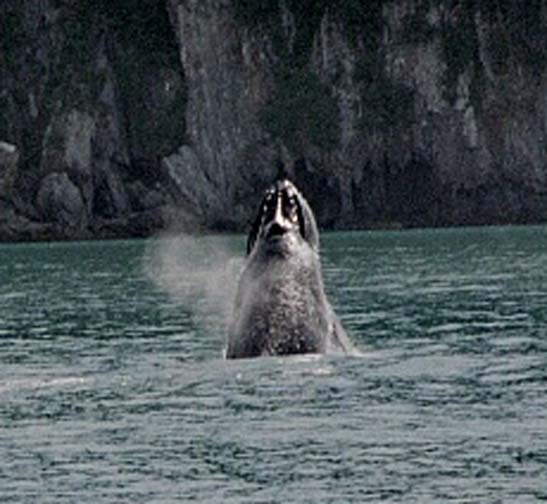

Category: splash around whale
[225, 179, 355, 359]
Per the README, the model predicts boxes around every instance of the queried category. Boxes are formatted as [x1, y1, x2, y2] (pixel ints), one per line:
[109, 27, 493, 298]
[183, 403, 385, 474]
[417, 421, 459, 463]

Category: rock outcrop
[167, 0, 547, 229]
[36, 172, 86, 234]
[1, 1, 546, 241]
[0, 0, 192, 241]
[0, 141, 18, 203]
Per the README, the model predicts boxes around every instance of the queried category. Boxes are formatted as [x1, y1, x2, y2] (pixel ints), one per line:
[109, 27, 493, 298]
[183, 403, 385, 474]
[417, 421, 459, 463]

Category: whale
[226, 179, 354, 358]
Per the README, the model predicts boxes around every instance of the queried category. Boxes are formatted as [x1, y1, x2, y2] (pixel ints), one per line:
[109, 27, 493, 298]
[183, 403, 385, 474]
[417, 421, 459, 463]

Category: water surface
[1, 227, 546, 502]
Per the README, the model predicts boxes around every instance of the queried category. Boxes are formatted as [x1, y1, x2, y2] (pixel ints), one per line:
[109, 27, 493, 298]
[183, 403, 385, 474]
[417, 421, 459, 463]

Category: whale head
[247, 179, 319, 256]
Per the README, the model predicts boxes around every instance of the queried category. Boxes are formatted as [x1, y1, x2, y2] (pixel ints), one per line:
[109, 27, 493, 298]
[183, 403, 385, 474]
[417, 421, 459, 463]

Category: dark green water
[1, 227, 546, 502]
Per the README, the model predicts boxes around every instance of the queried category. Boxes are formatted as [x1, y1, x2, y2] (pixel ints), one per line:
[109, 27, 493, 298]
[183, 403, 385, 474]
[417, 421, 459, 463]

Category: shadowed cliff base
[1, 0, 546, 241]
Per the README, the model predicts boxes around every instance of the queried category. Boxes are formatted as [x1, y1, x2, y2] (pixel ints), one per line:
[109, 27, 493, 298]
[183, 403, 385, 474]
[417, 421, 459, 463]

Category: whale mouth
[266, 222, 289, 240]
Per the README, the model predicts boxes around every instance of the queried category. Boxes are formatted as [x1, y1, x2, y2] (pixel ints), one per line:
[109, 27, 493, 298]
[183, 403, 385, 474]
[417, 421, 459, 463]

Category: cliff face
[1, 1, 546, 241]
[1, 0, 189, 240]
[167, 0, 547, 229]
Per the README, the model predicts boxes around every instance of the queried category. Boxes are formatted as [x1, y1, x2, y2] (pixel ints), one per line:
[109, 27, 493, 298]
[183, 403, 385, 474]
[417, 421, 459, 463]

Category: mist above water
[143, 234, 243, 333]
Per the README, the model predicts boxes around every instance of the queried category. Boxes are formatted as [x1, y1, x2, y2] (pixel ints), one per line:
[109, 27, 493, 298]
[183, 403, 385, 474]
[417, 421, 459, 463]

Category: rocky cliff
[1, 0, 189, 241]
[1, 0, 546, 241]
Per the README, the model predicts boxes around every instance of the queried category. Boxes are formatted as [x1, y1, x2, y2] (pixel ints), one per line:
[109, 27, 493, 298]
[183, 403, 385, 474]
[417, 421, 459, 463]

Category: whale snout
[246, 178, 320, 256]
[257, 179, 302, 246]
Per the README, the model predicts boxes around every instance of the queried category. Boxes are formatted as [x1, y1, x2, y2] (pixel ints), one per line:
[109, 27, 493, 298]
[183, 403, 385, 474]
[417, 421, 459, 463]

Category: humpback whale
[226, 179, 354, 359]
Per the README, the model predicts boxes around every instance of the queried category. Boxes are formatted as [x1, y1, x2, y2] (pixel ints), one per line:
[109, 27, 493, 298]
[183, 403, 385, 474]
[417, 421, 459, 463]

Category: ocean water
[1, 226, 546, 503]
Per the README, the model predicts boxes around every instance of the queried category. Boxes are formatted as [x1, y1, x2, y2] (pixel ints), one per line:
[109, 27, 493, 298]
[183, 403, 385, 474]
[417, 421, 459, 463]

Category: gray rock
[36, 172, 86, 233]
[0, 200, 55, 242]
[127, 180, 166, 212]
[40, 109, 96, 217]
[0, 141, 19, 203]
[162, 145, 214, 218]
[92, 167, 130, 220]
[168, 0, 278, 226]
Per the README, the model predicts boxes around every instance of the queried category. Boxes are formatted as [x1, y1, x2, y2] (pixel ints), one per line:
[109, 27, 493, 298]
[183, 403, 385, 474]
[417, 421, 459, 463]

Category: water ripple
[1, 228, 547, 502]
